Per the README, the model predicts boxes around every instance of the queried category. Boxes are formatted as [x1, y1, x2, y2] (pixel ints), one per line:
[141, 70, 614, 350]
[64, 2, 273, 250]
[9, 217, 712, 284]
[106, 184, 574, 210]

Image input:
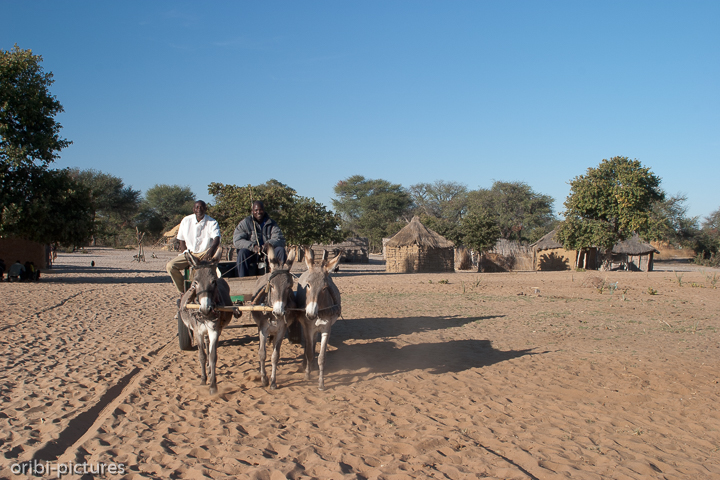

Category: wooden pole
[183, 304, 274, 313]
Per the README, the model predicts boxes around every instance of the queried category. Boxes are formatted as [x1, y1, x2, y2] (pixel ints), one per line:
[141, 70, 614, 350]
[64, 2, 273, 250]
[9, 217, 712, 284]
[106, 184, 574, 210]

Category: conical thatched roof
[162, 223, 181, 238]
[386, 216, 454, 248]
[530, 228, 563, 251]
[612, 234, 658, 255]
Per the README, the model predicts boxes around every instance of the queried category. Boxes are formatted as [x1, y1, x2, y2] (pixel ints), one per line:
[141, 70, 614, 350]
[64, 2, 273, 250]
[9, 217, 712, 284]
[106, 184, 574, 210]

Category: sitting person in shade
[165, 200, 221, 297]
[233, 200, 286, 277]
[7, 260, 25, 282]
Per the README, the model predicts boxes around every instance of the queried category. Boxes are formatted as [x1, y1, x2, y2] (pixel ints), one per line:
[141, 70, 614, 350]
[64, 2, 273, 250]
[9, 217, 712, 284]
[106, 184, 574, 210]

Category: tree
[332, 175, 412, 251]
[1, 166, 93, 246]
[208, 180, 343, 246]
[408, 180, 468, 222]
[695, 207, 720, 265]
[645, 193, 699, 247]
[69, 169, 140, 242]
[1, 45, 70, 168]
[136, 184, 195, 237]
[459, 210, 501, 255]
[556, 156, 664, 251]
[465, 181, 556, 243]
[1, 45, 92, 246]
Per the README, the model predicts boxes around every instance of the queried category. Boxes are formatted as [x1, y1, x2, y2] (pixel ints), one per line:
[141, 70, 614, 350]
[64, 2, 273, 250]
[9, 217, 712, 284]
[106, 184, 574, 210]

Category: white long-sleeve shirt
[176, 214, 221, 254]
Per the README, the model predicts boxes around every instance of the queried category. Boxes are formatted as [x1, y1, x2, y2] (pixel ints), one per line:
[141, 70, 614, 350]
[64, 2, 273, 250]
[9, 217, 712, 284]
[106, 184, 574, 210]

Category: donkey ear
[285, 245, 296, 270]
[265, 244, 276, 260]
[304, 246, 314, 269]
[321, 249, 328, 264]
[211, 247, 223, 263]
[324, 253, 341, 274]
[185, 251, 199, 268]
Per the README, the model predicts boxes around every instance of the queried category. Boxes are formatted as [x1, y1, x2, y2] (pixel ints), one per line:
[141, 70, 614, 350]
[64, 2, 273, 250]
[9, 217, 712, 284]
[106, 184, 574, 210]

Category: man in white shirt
[166, 200, 222, 296]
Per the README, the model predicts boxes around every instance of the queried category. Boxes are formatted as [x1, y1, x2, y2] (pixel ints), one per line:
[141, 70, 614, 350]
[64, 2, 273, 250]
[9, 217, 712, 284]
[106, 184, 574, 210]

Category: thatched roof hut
[153, 223, 182, 251]
[163, 224, 181, 239]
[532, 229, 564, 251]
[610, 234, 658, 271]
[385, 216, 454, 273]
[530, 228, 596, 271]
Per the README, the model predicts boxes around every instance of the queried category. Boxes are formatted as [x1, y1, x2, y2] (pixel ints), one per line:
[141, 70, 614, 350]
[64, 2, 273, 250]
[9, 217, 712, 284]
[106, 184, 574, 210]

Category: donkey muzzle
[305, 302, 319, 320]
[199, 296, 214, 316]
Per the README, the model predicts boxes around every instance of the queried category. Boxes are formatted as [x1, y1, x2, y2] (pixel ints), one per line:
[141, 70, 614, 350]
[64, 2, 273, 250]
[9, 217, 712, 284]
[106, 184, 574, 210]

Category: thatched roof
[385, 216, 454, 249]
[612, 234, 658, 255]
[162, 223, 181, 238]
[530, 228, 563, 251]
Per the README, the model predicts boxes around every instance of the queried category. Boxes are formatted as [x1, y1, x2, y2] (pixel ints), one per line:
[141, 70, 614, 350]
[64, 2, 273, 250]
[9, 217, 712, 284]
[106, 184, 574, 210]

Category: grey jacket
[232, 215, 286, 251]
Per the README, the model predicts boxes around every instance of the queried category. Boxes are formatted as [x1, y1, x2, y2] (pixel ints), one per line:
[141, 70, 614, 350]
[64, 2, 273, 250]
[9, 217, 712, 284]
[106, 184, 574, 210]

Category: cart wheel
[178, 314, 193, 351]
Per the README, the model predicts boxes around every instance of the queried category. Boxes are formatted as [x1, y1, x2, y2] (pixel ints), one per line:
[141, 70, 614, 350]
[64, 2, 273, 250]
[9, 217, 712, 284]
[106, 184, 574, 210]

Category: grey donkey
[250, 245, 298, 390]
[295, 247, 342, 390]
[179, 249, 237, 394]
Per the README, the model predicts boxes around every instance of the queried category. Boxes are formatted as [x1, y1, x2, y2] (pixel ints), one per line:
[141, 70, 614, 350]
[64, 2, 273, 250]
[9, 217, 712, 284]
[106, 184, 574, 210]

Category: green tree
[695, 207, 720, 264]
[556, 156, 664, 251]
[69, 169, 140, 242]
[208, 179, 343, 246]
[332, 175, 412, 251]
[459, 210, 501, 254]
[704, 208, 720, 232]
[419, 216, 463, 246]
[136, 184, 195, 236]
[1, 166, 93, 246]
[1, 45, 70, 168]
[1, 46, 93, 246]
[645, 193, 699, 247]
[408, 180, 468, 222]
[466, 181, 556, 243]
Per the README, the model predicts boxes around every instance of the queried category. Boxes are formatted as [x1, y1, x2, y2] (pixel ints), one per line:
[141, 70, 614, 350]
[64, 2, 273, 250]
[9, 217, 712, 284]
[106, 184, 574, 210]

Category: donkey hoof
[270, 383, 277, 391]
[209, 386, 218, 395]
[261, 376, 269, 387]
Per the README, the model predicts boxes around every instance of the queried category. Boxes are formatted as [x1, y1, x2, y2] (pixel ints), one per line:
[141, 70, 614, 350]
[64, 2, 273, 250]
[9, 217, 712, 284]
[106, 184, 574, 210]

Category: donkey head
[301, 247, 341, 321]
[186, 249, 223, 316]
[263, 245, 296, 316]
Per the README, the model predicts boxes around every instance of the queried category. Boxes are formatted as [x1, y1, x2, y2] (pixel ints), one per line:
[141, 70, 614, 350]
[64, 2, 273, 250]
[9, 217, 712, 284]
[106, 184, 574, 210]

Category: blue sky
[4, 1, 719, 221]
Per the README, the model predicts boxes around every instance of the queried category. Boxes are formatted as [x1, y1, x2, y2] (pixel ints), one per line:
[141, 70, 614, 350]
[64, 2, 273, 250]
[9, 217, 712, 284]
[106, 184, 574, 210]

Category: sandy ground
[1, 247, 719, 479]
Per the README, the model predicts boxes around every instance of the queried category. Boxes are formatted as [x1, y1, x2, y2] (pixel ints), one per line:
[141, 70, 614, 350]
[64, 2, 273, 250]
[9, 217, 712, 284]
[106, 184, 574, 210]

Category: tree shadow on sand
[40, 264, 171, 284]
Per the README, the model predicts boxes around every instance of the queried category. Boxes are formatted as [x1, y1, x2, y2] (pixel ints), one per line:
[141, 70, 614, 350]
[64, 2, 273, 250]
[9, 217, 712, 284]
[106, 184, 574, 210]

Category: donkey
[250, 245, 298, 390]
[295, 247, 342, 390]
[179, 249, 237, 394]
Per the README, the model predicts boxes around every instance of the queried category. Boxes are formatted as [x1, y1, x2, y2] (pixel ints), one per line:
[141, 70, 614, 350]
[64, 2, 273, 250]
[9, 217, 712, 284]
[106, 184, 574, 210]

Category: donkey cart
[177, 263, 270, 351]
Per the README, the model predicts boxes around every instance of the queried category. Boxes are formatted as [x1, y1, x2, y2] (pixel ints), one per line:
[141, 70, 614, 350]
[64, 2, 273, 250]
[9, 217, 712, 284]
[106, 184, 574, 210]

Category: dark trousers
[236, 246, 286, 277]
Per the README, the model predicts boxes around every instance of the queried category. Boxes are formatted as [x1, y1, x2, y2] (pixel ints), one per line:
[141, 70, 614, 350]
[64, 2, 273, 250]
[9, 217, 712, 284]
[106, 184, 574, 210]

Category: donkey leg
[269, 324, 286, 390]
[196, 336, 207, 386]
[207, 328, 220, 394]
[303, 325, 315, 382]
[258, 325, 269, 387]
[317, 331, 330, 391]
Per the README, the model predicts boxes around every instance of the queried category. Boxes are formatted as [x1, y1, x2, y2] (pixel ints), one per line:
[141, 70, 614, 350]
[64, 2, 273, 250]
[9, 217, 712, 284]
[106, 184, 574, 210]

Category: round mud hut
[385, 216, 455, 273]
[531, 228, 596, 271]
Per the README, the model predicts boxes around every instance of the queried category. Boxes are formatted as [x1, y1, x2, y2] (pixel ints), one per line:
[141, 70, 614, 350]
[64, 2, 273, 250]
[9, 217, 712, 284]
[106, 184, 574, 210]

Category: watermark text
[11, 460, 126, 478]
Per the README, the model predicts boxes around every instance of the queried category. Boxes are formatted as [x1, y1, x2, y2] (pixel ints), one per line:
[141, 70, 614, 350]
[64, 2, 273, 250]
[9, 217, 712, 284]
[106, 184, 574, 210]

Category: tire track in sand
[30, 337, 176, 463]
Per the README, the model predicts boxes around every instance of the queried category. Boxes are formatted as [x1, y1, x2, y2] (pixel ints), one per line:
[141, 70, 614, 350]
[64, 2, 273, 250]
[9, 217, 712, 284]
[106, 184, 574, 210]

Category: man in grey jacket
[233, 200, 286, 277]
